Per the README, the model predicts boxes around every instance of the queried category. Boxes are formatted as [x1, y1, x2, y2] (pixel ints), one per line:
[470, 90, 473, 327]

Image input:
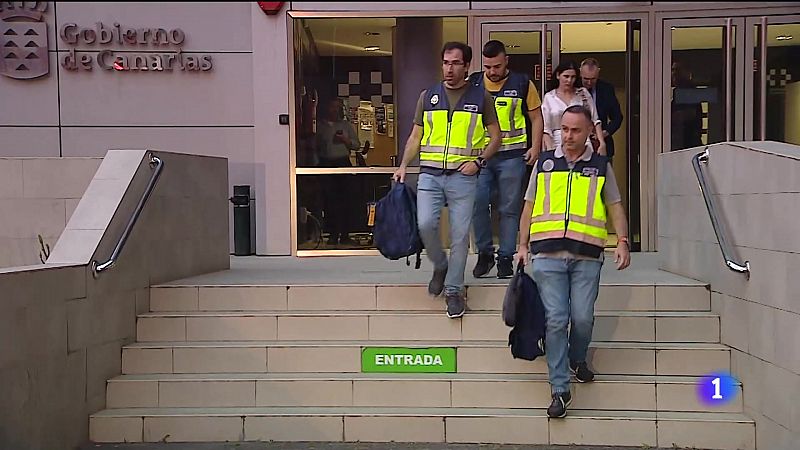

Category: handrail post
[91, 152, 164, 278]
[692, 147, 750, 278]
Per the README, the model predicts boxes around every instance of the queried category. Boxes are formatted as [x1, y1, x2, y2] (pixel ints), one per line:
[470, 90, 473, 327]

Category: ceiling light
[364, 46, 380, 52]
[364, 32, 381, 36]
[776, 35, 793, 41]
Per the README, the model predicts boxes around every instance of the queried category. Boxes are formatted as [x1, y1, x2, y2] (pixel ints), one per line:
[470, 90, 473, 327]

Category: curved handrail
[692, 147, 751, 278]
[91, 153, 164, 278]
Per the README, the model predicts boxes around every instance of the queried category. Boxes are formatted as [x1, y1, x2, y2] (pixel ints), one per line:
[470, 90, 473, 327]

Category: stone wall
[658, 141, 800, 450]
[0, 150, 230, 450]
[0, 157, 101, 268]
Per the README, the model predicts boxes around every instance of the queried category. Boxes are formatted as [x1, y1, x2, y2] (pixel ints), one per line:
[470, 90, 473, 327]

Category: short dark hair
[562, 104, 593, 125]
[441, 41, 472, 65]
[482, 40, 506, 58]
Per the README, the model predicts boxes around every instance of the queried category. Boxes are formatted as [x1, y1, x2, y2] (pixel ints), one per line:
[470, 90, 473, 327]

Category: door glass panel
[765, 23, 800, 144]
[488, 30, 547, 90]
[560, 21, 635, 249]
[670, 26, 728, 150]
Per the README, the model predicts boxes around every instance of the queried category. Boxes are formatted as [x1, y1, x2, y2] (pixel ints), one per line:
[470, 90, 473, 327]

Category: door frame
[745, 14, 800, 141]
[474, 13, 653, 250]
[660, 17, 748, 154]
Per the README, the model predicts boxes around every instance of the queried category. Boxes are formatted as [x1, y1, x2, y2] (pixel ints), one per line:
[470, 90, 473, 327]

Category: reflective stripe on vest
[420, 83, 486, 170]
[530, 163, 608, 249]
[480, 72, 529, 152]
[493, 96, 528, 151]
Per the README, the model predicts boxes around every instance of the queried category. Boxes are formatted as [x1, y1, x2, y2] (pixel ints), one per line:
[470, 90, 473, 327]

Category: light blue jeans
[472, 156, 527, 258]
[532, 257, 603, 394]
[417, 172, 478, 296]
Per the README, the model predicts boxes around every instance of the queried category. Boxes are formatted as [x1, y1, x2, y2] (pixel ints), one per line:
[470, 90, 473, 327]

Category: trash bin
[229, 185, 253, 256]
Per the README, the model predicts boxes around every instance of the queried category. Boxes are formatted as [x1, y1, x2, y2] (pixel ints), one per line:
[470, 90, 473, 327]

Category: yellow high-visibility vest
[470, 71, 530, 152]
[529, 150, 609, 258]
[419, 82, 486, 170]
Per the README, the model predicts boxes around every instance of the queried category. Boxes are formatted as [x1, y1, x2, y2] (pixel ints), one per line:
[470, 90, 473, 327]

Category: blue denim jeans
[472, 156, 527, 258]
[531, 257, 603, 394]
[417, 172, 478, 296]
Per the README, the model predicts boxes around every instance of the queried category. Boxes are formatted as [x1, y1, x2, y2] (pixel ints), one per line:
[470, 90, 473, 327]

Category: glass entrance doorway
[480, 19, 643, 251]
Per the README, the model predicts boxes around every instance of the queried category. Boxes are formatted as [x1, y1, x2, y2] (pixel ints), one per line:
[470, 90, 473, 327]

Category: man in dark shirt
[580, 58, 624, 161]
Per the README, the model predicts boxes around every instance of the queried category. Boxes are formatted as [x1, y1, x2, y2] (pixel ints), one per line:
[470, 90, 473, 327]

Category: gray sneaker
[428, 266, 447, 296]
[445, 293, 466, 319]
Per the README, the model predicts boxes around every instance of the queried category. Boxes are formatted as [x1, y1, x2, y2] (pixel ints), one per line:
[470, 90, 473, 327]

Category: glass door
[480, 20, 642, 250]
[662, 18, 746, 152]
[749, 16, 800, 144]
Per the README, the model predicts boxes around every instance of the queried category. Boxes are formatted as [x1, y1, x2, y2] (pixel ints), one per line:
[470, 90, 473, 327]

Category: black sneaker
[428, 266, 447, 296]
[496, 256, 513, 279]
[570, 360, 595, 383]
[472, 252, 495, 278]
[547, 391, 572, 418]
[445, 293, 466, 319]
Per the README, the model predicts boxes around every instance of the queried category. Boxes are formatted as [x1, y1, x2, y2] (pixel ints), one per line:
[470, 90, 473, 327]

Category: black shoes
[428, 266, 447, 296]
[445, 293, 466, 319]
[570, 360, 595, 383]
[472, 252, 495, 278]
[547, 391, 572, 418]
[496, 256, 513, 279]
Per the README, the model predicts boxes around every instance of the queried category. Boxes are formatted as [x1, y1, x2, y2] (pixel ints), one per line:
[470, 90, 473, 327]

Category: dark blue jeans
[472, 156, 527, 258]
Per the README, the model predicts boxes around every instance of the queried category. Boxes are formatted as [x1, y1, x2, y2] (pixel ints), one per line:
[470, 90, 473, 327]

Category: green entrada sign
[362, 347, 456, 373]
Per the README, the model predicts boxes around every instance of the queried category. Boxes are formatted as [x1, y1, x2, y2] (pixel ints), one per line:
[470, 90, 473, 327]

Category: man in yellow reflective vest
[394, 41, 502, 319]
[514, 104, 631, 418]
[468, 40, 544, 279]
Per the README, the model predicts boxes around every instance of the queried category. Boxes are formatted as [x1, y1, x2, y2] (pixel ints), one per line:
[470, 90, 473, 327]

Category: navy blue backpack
[374, 182, 423, 269]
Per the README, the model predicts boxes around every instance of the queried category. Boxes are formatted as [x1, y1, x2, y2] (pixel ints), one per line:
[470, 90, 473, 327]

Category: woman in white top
[541, 60, 606, 155]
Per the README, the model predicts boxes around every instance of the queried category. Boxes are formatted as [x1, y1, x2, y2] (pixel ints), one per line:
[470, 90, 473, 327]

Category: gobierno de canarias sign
[59, 22, 213, 72]
[362, 347, 456, 373]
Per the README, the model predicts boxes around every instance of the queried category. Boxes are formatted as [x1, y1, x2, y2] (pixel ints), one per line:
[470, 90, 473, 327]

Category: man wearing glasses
[394, 41, 502, 318]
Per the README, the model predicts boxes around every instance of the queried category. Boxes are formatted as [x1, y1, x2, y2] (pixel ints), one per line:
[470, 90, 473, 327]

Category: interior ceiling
[306, 18, 467, 57]
[306, 19, 799, 57]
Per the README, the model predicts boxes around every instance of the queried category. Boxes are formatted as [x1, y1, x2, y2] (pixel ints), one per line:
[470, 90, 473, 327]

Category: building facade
[2, 1, 799, 256]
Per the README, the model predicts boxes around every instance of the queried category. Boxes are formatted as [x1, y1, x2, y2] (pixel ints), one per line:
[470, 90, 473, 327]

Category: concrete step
[149, 284, 711, 313]
[121, 340, 731, 376]
[135, 310, 720, 344]
[105, 372, 743, 413]
[89, 406, 755, 449]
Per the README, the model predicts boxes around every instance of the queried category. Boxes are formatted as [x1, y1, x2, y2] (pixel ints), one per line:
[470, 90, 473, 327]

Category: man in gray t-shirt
[514, 105, 630, 419]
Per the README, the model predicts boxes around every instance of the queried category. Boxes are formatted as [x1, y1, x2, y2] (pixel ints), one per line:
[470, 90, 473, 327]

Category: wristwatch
[618, 236, 630, 248]
[475, 156, 488, 169]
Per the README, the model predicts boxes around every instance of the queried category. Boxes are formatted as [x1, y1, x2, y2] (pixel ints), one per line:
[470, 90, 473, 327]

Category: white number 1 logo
[712, 377, 723, 399]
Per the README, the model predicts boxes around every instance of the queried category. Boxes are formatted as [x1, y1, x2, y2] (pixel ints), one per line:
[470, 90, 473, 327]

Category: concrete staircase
[90, 274, 756, 448]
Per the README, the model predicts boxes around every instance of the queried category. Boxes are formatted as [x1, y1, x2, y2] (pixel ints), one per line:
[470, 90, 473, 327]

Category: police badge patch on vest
[463, 104, 479, 113]
[581, 167, 600, 177]
[431, 94, 439, 105]
[503, 90, 518, 97]
[542, 159, 555, 172]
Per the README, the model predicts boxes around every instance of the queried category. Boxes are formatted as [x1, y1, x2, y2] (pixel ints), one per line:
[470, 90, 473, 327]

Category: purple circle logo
[696, 372, 738, 407]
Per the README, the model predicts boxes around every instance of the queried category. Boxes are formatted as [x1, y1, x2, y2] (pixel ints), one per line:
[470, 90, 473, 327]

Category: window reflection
[296, 174, 394, 250]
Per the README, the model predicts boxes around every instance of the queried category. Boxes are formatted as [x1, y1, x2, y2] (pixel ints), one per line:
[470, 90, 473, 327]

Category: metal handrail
[692, 148, 750, 278]
[91, 153, 164, 277]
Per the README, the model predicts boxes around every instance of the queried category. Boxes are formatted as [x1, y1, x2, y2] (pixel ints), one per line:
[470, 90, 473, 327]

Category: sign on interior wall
[59, 23, 212, 72]
[0, 2, 50, 79]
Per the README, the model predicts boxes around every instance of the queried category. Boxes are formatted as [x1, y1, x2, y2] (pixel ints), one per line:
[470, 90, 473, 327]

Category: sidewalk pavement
[80, 443, 694, 450]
